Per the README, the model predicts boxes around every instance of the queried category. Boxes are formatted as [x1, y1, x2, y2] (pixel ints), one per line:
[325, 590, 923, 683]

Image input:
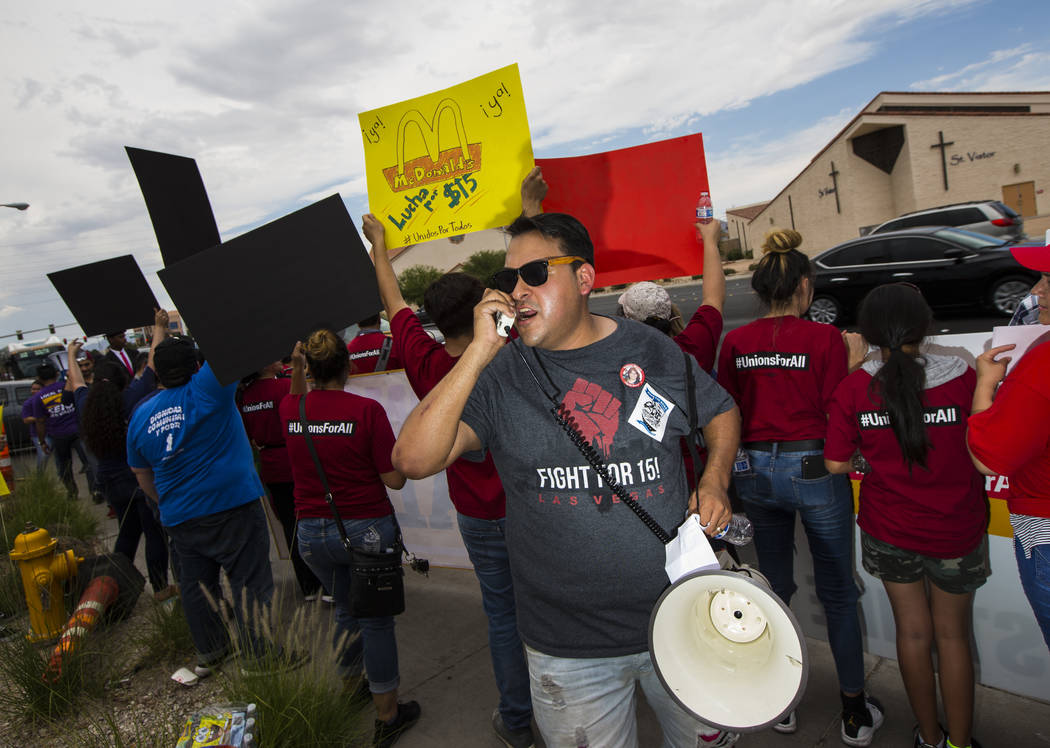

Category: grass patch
[133, 597, 195, 666]
[65, 708, 186, 748]
[0, 635, 90, 722]
[0, 552, 26, 617]
[219, 597, 370, 747]
[0, 470, 99, 552]
[725, 268, 737, 275]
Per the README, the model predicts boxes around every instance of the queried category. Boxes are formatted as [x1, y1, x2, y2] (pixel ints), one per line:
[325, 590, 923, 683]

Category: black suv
[807, 227, 1039, 326]
[870, 200, 1023, 241]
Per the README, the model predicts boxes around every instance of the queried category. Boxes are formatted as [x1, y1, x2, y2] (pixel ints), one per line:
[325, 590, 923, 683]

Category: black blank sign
[158, 194, 381, 385]
[48, 255, 160, 336]
[126, 146, 222, 267]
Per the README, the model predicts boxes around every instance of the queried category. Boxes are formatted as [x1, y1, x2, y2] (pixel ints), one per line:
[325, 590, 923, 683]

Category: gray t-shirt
[462, 316, 735, 657]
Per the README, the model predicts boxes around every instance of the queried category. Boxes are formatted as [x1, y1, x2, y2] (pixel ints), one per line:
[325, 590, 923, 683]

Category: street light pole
[2, 203, 29, 210]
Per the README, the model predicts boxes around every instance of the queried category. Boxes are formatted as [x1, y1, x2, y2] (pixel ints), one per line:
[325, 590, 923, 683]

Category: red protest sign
[536, 133, 710, 287]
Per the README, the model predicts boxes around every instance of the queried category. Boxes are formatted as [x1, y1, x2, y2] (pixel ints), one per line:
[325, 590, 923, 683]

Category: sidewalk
[26, 452, 1050, 747]
[387, 567, 1050, 747]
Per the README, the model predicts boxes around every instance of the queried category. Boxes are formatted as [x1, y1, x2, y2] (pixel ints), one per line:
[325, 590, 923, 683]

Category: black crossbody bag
[298, 394, 406, 618]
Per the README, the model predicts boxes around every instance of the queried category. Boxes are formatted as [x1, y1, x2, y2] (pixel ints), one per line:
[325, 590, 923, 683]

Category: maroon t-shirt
[969, 339, 1050, 519]
[390, 307, 506, 520]
[717, 316, 847, 442]
[239, 377, 293, 484]
[347, 330, 403, 375]
[279, 391, 396, 519]
[826, 364, 985, 558]
[674, 304, 723, 374]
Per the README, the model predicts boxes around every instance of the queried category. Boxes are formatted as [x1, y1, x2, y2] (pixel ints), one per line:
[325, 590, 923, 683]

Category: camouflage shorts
[861, 531, 989, 594]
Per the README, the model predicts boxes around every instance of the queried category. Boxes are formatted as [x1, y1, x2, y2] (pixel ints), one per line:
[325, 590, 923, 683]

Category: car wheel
[988, 275, 1033, 316]
[807, 296, 841, 325]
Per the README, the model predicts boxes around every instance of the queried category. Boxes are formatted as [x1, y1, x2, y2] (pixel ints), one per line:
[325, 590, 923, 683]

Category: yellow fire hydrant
[9, 523, 82, 642]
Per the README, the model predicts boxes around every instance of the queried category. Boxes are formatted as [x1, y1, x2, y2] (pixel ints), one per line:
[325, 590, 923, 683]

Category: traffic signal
[15, 330, 23, 341]
[48, 324, 56, 334]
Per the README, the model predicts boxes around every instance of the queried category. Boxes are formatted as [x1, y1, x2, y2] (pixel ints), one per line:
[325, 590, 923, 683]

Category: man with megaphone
[394, 211, 743, 747]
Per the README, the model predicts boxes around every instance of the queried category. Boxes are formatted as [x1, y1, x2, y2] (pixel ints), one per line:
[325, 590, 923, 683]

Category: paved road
[591, 277, 1005, 337]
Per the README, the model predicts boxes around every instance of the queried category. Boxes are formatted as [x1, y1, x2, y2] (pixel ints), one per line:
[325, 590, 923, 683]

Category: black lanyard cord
[510, 340, 673, 544]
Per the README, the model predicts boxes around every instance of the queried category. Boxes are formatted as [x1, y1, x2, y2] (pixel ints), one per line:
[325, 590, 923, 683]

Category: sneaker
[321, 594, 335, 604]
[192, 655, 228, 679]
[373, 700, 421, 748]
[304, 592, 319, 602]
[841, 695, 884, 747]
[773, 710, 797, 734]
[492, 709, 535, 748]
[699, 731, 739, 747]
[913, 725, 945, 748]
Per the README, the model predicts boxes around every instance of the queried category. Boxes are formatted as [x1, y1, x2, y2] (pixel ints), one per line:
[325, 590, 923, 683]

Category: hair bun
[761, 229, 803, 255]
[305, 329, 340, 361]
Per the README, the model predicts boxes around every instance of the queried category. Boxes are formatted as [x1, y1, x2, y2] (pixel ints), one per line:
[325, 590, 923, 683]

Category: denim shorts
[861, 531, 989, 594]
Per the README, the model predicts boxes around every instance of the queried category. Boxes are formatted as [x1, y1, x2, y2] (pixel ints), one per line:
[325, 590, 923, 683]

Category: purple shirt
[29, 381, 79, 437]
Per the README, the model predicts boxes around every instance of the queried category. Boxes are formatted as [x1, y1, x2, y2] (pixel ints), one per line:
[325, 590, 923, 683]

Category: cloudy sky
[2, 0, 1048, 340]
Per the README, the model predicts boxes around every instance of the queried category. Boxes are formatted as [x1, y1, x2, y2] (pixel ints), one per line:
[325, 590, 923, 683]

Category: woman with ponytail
[67, 310, 175, 600]
[717, 228, 881, 745]
[825, 284, 987, 748]
[279, 328, 420, 747]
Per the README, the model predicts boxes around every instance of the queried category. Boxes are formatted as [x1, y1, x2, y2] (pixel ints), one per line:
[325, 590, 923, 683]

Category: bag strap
[683, 350, 704, 485]
[375, 336, 393, 372]
[299, 394, 354, 555]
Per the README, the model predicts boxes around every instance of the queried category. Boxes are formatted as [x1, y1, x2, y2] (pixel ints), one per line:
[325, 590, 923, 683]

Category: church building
[733, 91, 1050, 256]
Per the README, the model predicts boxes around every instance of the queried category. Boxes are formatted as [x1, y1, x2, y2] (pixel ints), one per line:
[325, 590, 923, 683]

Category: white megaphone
[649, 518, 808, 732]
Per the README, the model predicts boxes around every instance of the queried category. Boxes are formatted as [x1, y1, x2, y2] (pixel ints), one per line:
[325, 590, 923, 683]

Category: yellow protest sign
[359, 64, 533, 248]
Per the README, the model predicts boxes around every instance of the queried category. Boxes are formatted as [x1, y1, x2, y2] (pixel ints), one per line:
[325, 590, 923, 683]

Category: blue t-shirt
[126, 363, 263, 527]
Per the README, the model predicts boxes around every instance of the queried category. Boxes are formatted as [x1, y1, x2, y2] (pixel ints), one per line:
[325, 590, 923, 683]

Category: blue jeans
[457, 513, 533, 731]
[734, 446, 866, 694]
[297, 514, 400, 692]
[165, 500, 274, 665]
[525, 646, 720, 748]
[1014, 539, 1050, 650]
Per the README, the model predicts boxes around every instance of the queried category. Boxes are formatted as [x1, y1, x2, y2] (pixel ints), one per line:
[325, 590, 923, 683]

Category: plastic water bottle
[851, 451, 871, 474]
[695, 191, 714, 224]
[695, 191, 714, 242]
[713, 514, 754, 546]
[362, 526, 381, 553]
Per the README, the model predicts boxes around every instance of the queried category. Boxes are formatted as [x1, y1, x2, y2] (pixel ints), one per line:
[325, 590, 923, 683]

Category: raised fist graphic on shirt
[561, 378, 621, 457]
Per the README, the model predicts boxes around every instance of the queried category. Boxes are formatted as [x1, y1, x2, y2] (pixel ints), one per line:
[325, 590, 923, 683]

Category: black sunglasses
[491, 255, 586, 293]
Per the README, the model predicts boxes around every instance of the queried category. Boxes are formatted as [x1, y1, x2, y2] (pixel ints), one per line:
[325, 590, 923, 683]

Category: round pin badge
[620, 363, 645, 388]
